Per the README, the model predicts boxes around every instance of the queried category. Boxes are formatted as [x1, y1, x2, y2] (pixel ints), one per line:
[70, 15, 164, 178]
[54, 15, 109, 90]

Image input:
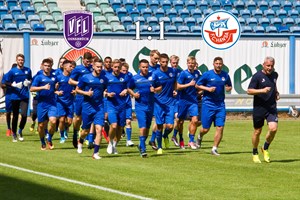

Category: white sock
[212, 146, 218, 151]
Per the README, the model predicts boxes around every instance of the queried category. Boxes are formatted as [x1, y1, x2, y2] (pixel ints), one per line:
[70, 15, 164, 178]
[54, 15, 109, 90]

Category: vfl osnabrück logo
[63, 10, 93, 50]
[202, 10, 241, 50]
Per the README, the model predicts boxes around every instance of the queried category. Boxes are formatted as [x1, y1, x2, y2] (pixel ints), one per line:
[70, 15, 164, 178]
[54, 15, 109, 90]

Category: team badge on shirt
[222, 77, 225, 81]
[169, 73, 173, 77]
[120, 78, 124, 82]
[100, 79, 104, 83]
[51, 77, 55, 81]
[25, 71, 28, 74]
[148, 76, 153, 80]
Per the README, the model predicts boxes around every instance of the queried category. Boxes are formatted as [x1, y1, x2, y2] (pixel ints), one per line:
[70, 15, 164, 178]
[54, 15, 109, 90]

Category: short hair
[150, 49, 160, 57]
[159, 53, 169, 61]
[42, 58, 53, 65]
[71, 61, 76, 66]
[16, 53, 24, 59]
[213, 57, 223, 63]
[264, 56, 275, 63]
[139, 59, 149, 65]
[93, 58, 103, 63]
[62, 60, 72, 66]
[111, 59, 121, 66]
[187, 56, 196, 62]
[11, 63, 17, 68]
[83, 52, 93, 60]
[92, 55, 99, 61]
[59, 57, 66, 61]
[122, 62, 129, 69]
[119, 58, 126, 62]
[47, 57, 54, 65]
[170, 55, 179, 61]
[104, 56, 112, 61]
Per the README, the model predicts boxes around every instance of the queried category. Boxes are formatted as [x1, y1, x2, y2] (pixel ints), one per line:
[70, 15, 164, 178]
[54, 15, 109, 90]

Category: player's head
[59, 57, 67, 69]
[213, 57, 223, 74]
[111, 59, 121, 75]
[119, 58, 126, 65]
[91, 55, 99, 65]
[62, 59, 73, 74]
[70, 61, 76, 70]
[263, 56, 275, 75]
[16, 53, 25, 67]
[121, 62, 129, 74]
[104, 56, 112, 70]
[92, 58, 103, 75]
[159, 53, 169, 68]
[47, 57, 54, 67]
[187, 56, 196, 71]
[41, 58, 53, 73]
[150, 50, 160, 66]
[170, 55, 179, 68]
[139, 59, 149, 75]
[82, 52, 92, 67]
[11, 63, 17, 68]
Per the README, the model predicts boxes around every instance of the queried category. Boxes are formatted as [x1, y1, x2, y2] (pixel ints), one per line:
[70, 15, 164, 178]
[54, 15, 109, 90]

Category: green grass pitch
[0, 119, 299, 200]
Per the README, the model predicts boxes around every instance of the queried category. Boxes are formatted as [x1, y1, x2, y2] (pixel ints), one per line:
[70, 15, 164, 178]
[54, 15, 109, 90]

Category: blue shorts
[57, 102, 74, 119]
[81, 104, 105, 129]
[74, 96, 83, 116]
[177, 102, 198, 120]
[174, 101, 179, 113]
[154, 103, 175, 125]
[37, 102, 57, 123]
[136, 107, 154, 128]
[5, 96, 12, 112]
[198, 100, 202, 121]
[253, 107, 278, 128]
[201, 104, 226, 129]
[126, 105, 132, 120]
[103, 98, 108, 113]
[107, 106, 126, 127]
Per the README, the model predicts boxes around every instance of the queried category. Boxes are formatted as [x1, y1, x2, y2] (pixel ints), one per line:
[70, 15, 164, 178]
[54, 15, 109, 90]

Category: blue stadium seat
[123, 0, 134, 10]
[281, 0, 292, 12]
[54, 15, 63, 29]
[14, 14, 26, 27]
[134, 16, 145, 25]
[196, 0, 208, 10]
[172, 16, 183, 27]
[126, 24, 136, 32]
[190, 8, 202, 19]
[258, 17, 270, 29]
[277, 25, 289, 33]
[264, 9, 276, 20]
[293, 0, 300, 13]
[24, 6, 35, 18]
[246, 17, 258, 28]
[148, 0, 159, 10]
[102, 7, 115, 18]
[32, 23, 45, 31]
[116, 7, 127, 19]
[245, 1, 256, 12]
[32, 0, 44, 10]
[41, 15, 54, 26]
[282, 17, 294, 28]
[98, 0, 110, 9]
[0, 0, 4, 6]
[178, 8, 190, 19]
[28, 15, 41, 27]
[147, 16, 158, 26]
[289, 26, 300, 33]
[94, 16, 107, 26]
[160, 0, 172, 10]
[37, 7, 49, 17]
[89, 7, 101, 19]
[129, 8, 140, 19]
[252, 9, 263, 20]
[154, 8, 165, 19]
[19, 23, 31, 31]
[151, 25, 160, 32]
[0, 23, 3, 30]
[46, 23, 59, 31]
[0, 5, 8, 16]
[112, 24, 125, 32]
[240, 9, 251, 19]
[265, 25, 277, 33]
[159, 16, 170, 26]
[110, 0, 121, 10]
[190, 25, 201, 33]
[177, 25, 189, 33]
[233, 0, 245, 12]
[140, 25, 149, 32]
[184, 17, 196, 28]
[98, 24, 112, 32]
[209, 0, 221, 10]
[5, 23, 17, 31]
[276, 9, 288, 20]
[84, 0, 96, 10]
[241, 25, 252, 33]
[107, 15, 120, 26]
[45, 0, 58, 9]
[165, 25, 177, 32]
[269, 0, 281, 12]
[141, 8, 152, 19]
[270, 17, 282, 29]
[196, 17, 204, 26]
[6, 0, 18, 8]
[185, 0, 196, 11]
[203, 8, 213, 17]
[10, 6, 22, 17]
[257, 0, 268, 12]
[295, 18, 300, 25]
[1, 14, 13, 26]
[253, 25, 265, 33]
[229, 8, 239, 18]
[172, 0, 184, 10]
[222, 0, 232, 11]
[238, 17, 246, 26]
[166, 8, 177, 20]
[136, 0, 147, 11]
[288, 9, 299, 20]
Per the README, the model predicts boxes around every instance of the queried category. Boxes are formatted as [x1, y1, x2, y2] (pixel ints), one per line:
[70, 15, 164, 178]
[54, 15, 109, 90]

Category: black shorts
[253, 107, 278, 129]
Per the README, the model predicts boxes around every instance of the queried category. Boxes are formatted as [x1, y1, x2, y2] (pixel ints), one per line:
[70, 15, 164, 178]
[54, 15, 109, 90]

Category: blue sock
[264, 141, 270, 150]
[139, 136, 146, 152]
[126, 128, 132, 140]
[163, 128, 172, 138]
[48, 134, 53, 142]
[189, 134, 195, 143]
[156, 131, 162, 149]
[88, 133, 94, 143]
[79, 137, 84, 144]
[150, 131, 156, 142]
[45, 129, 49, 135]
[85, 135, 89, 141]
[60, 130, 64, 138]
[73, 129, 78, 139]
[94, 144, 100, 154]
[179, 133, 183, 141]
[40, 137, 46, 145]
[173, 129, 178, 137]
[18, 129, 23, 136]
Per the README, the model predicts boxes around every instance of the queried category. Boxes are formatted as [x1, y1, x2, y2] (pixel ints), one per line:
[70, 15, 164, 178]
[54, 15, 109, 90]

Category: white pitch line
[0, 162, 153, 200]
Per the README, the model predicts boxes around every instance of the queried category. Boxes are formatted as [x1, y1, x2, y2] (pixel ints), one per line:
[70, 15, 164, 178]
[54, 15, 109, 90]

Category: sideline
[0, 162, 153, 200]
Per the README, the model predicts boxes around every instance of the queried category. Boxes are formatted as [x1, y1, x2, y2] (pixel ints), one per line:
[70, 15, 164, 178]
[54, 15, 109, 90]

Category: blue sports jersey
[36, 69, 57, 76]
[6, 66, 32, 100]
[149, 63, 160, 73]
[153, 67, 177, 106]
[197, 69, 232, 106]
[70, 64, 93, 99]
[56, 74, 75, 106]
[128, 72, 161, 110]
[123, 71, 133, 105]
[177, 69, 201, 104]
[55, 68, 63, 76]
[31, 72, 57, 104]
[103, 68, 112, 74]
[106, 72, 129, 110]
[77, 72, 107, 108]
[1, 73, 13, 97]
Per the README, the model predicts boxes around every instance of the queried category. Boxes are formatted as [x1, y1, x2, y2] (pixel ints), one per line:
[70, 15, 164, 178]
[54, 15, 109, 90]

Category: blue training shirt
[56, 74, 75, 106]
[1, 73, 13, 98]
[70, 64, 93, 99]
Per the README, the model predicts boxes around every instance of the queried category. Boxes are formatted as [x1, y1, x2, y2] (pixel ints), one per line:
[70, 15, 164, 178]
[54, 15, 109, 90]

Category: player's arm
[68, 78, 78, 86]
[197, 85, 216, 93]
[247, 87, 271, 95]
[177, 79, 196, 90]
[127, 88, 140, 99]
[76, 86, 93, 97]
[30, 84, 50, 92]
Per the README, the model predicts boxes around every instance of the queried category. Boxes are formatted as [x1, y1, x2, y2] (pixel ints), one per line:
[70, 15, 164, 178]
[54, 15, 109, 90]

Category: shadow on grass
[221, 151, 252, 155]
[271, 159, 300, 163]
[0, 174, 93, 200]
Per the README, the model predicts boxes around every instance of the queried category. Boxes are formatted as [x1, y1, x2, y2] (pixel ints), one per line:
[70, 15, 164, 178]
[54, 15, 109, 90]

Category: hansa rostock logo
[63, 10, 93, 50]
[202, 10, 241, 50]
